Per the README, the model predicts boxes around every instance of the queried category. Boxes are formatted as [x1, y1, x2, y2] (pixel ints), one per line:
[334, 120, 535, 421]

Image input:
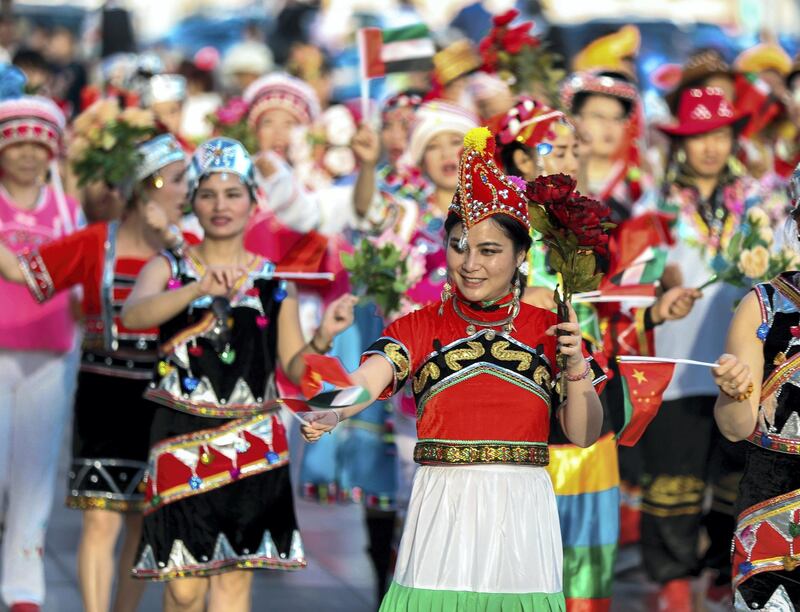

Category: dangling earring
[675, 149, 687, 164]
[439, 280, 453, 315]
[506, 273, 521, 333]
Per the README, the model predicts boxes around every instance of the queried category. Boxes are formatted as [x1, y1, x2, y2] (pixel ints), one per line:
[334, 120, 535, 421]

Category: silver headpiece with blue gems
[187, 137, 255, 201]
[135, 133, 186, 183]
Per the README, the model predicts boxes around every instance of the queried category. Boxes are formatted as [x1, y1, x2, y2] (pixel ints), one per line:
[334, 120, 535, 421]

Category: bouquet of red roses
[478, 10, 564, 104]
[527, 174, 614, 396]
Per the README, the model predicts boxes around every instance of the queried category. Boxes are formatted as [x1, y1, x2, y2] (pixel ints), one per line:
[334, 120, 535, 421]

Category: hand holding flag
[616, 356, 719, 446]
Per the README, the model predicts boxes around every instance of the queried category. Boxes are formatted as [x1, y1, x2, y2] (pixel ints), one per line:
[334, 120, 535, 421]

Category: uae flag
[358, 25, 435, 79]
[616, 357, 676, 446]
[604, 212, 674, 287]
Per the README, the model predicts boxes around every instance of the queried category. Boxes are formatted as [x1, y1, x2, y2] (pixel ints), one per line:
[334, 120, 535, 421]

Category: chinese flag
[616, 359, 676, 446]
[300, 354, 354, 399]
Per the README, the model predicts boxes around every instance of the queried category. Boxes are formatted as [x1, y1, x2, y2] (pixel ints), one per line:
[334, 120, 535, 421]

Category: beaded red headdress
[450, 127, 530, 248]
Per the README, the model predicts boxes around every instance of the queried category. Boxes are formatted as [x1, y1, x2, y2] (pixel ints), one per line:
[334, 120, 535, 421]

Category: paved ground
[0, 424, 720, 611]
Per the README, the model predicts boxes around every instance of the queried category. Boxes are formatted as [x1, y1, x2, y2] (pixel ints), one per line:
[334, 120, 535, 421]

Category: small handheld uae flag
[616, 357, 676, 446]
[358, 25, 435, 80]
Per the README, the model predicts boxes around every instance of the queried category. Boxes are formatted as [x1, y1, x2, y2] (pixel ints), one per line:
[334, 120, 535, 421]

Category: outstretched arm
[713, 292, 763, 442]
[300, 354, 395, 442]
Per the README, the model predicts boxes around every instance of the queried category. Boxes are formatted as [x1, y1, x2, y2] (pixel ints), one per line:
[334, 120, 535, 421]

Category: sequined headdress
[135, 133, 186, 183]
[0, 64, 65, 158]
[187, 137, 255, 201]
[450, 127, 530, 248]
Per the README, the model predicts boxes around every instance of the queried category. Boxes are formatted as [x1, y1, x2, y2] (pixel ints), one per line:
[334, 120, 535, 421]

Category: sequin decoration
[273, 283, 288, 302]
[189, 475, 202, 490]
[157, 361, 172, 376]
[183, 376, 200, 392]
[167, 278, 182, 290]
[536, 142, 553, 156]
[791, 325, 800, 338]
[229, 468, 241, 480]
[151, 495, 161, 506]
[256, 315, 269, 329]
[188, 345, 203, 357]
[790, 522, 800, 537]
[219, 348, 236, 364]
[757, 323, 770, 340]
[200, 451, 213, 465]
[738, 560, 754, 575]
[266, 451, 280, 464]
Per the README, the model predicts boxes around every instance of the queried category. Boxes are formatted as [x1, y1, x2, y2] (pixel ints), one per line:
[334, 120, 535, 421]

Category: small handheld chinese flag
[616, 357, 676, 446]
[300, 354, 353, 399]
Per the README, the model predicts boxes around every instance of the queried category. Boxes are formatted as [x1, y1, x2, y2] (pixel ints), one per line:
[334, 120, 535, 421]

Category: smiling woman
[120, 137, 356, 612]
[301, 127, 606, 611]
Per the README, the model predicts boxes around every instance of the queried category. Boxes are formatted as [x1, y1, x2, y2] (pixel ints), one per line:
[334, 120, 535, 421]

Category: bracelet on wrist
[564, 358, 591, 382]
[309, 333, 332, 354]
[719, 381, 754, 403]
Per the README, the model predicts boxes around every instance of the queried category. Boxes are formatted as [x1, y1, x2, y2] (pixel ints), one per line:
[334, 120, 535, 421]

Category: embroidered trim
[18, 250, 54, 303]
[748, 428, 800, 455]
[132, 530, 306, 581]
[143, 387, 270, 418]
[413, 440, 549, 465]
[145, 413, 289, 513]
[66, 495, 145, 513]
[733, 487, 800, 588]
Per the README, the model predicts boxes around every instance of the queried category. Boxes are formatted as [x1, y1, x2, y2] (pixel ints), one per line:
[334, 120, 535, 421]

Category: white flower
[322, 105, 357, 147]
[738, 246, 770, 279]
[746, 207, 770, 227]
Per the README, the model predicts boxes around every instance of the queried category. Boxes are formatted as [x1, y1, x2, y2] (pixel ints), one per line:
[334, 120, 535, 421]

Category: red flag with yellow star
[616, 358, 676, 446]
[300, 354, 354, 399]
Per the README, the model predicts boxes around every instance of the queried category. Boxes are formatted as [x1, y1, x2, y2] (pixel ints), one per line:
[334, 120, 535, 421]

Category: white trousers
[0, 347, 79, 605]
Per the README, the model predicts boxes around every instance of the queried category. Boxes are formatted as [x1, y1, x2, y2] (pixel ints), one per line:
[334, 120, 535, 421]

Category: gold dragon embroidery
[413, 362, 441, 394]
[384, 343, 409, 380]
[444, 341, 485, 371]
[490, 340, 532, 371]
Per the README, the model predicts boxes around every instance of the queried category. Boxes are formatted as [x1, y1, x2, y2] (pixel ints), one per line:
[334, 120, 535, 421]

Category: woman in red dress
[303, 127, 606, 610]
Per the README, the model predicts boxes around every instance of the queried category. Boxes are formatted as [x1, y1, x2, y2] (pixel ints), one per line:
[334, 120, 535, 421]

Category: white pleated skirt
[381, 464, 565, 611]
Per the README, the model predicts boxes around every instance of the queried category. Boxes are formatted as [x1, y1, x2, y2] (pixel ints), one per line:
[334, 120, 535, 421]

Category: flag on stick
[616, 357, 676, 446]
[358, 25, 435, 79]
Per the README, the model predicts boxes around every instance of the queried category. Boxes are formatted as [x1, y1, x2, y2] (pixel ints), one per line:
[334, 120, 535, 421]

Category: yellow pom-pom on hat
[463, 126, 495, 156]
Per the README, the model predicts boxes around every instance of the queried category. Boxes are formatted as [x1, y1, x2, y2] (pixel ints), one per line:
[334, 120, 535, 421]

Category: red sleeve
[18, 222, 106, 303]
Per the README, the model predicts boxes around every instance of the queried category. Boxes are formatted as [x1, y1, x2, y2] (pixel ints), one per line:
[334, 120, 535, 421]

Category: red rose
[493, 9, 519, 27]
[526, 173, 577, 205]
[502, 24, 533, 54]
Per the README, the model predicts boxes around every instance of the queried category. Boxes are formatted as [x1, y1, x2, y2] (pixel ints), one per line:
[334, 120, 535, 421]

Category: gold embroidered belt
[413, 441, 549, 466]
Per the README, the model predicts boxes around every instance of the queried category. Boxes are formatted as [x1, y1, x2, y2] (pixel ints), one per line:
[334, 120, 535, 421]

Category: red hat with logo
[658, 86, 748, 137]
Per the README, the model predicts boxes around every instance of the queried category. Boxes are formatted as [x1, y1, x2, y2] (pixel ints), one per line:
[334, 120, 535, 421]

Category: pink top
[0, 184, 80, 352]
